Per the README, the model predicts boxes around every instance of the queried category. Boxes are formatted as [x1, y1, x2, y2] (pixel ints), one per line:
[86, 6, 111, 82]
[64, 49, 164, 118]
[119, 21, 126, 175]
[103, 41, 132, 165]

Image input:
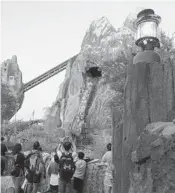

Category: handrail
[23, 54, 78, 92]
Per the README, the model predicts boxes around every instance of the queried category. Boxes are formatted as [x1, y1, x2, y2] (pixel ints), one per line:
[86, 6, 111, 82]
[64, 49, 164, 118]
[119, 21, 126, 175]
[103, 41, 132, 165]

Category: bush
[10, 125, 63, 153]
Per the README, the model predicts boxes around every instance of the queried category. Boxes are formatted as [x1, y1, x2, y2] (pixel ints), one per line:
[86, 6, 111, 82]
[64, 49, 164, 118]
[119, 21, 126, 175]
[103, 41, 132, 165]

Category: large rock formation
[129, 121, 175, 193]
[43, 13, 175, 192]
[1, 55, 24, 121]
[121, 42, 175, 193]
[44, 16, 137, 158]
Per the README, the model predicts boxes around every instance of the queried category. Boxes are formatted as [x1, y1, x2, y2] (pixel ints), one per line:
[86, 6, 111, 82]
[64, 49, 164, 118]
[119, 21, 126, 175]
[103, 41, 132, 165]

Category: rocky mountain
[1, 56, 24, 121]
[45, 14, 175, 159]
[44, 15, 137, 158]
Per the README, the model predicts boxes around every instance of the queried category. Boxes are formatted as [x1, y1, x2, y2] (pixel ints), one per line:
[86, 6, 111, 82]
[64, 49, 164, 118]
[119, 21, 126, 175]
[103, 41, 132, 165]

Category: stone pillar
[121, 55, 175, 193]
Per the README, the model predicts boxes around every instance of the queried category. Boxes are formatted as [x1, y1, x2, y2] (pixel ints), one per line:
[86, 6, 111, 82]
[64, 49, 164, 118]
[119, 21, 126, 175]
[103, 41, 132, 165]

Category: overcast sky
[1, 1, 175, 121]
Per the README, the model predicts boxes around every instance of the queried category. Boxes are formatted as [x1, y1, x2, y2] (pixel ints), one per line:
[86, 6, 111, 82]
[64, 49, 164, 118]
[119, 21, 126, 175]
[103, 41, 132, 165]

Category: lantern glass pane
[136, 21, 157, 40]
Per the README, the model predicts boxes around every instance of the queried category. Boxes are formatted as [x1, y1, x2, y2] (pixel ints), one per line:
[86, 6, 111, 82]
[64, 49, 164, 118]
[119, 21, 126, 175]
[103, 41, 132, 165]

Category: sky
[1, 1, 175, 121]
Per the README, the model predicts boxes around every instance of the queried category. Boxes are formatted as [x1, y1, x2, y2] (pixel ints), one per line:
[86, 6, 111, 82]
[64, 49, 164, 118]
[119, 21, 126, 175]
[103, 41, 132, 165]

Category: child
[73, 152, 87, 193]
[47, 153, 60, 193]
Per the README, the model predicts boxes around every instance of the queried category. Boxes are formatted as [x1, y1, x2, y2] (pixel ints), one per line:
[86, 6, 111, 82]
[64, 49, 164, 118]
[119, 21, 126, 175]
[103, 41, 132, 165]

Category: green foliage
[1, 83, 18, 121]
[10, 125, 62, 153]
[159, 31, 175, 65]
[1, 119, 62, 152]
[160, 31, 175, 53]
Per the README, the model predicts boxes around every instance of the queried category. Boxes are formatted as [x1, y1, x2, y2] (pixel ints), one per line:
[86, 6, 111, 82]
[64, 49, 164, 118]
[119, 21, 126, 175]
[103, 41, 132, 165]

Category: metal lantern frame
[134, 9, 161, 50]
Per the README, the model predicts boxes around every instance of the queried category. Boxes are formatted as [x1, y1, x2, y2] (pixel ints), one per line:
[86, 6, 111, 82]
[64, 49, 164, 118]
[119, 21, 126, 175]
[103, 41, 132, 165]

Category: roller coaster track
[23, 54, 78, 92]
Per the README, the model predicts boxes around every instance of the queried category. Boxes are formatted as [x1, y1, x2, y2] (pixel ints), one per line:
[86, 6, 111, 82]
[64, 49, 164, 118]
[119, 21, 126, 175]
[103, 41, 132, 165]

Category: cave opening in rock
[86, 67, 102, 78]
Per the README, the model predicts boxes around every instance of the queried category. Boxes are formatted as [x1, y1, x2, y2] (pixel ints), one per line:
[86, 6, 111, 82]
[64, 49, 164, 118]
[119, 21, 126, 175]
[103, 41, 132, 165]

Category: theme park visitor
[56, 137, 77, 161]
[102, 143, 113, 193]
[47, 153, 60, 193]
[11, 143, 25, 193]
[58, 141, 75, 193]
[24, 141, 45, 193]
[73, 152, 87, 193]
[1, 136, 8, 175]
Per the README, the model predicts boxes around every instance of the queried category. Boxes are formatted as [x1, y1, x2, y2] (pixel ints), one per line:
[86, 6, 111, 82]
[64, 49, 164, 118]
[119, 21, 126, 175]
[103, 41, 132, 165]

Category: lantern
[134, 9, 161, 50]
[133, 9, 162, 64]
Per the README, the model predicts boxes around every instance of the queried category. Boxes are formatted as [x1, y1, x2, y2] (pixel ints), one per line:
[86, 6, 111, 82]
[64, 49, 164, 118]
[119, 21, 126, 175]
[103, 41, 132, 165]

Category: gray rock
[129, 122, 175, 193]
[1, 55, 24, 121]
[45, 16, 136, 157]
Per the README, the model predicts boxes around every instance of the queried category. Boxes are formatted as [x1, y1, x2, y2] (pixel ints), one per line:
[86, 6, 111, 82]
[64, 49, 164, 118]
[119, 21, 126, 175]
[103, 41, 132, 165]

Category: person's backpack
[59, 153, 75, 181]
[24, 152, 41, 183]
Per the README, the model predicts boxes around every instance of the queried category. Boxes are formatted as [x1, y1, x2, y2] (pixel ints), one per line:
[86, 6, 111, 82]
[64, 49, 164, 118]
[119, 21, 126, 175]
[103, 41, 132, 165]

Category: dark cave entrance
[86, 67, 102, 78]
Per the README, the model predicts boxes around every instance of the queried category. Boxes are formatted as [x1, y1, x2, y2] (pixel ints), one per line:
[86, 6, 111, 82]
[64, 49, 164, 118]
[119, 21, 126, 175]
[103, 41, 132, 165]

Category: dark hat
[63, 141, 72, 151]
[33, 141, 40, 150]
[12, 143, 22, 155]
[1, 137, 5, 141]
[107, 143, 112, 151]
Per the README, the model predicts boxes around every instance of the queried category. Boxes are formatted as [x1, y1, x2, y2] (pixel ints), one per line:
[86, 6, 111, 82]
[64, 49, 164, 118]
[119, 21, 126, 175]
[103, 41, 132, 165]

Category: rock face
[120, 26, 175, 193]
[1, 55, 23, 93]
[1, 55, 24, 121]
[83, 162, 106, 193]
[45, 16, 136, 158]
[129, 121, 175, 193]
[122, 53, 175, 193]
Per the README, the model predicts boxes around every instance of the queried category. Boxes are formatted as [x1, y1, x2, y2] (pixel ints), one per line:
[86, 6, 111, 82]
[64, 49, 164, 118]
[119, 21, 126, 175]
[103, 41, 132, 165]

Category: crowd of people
[1, 136, 113, 193]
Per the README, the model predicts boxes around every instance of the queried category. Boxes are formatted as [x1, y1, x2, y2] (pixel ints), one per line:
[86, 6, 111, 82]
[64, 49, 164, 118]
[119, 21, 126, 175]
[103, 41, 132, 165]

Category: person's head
[12, 143, 22, 155]
[78, 152, 85, 160]
[107, 143, 111, 151]
[33, 141, 40, 150]
[63, 142, 72, 151]
[54, 154, 59, 164]
[1, 136, 5, 142]
[1, 159, 5, 175]
[38, 147, 42, 152]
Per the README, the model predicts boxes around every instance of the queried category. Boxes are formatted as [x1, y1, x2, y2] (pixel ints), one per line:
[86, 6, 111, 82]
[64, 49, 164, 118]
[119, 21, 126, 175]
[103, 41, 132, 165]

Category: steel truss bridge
[23, 54, 78, 92]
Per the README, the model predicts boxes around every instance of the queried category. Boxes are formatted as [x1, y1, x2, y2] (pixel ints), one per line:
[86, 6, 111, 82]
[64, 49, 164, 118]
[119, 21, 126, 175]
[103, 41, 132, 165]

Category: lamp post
[120, 8, 164, 193]
[133, 9, 161, 64]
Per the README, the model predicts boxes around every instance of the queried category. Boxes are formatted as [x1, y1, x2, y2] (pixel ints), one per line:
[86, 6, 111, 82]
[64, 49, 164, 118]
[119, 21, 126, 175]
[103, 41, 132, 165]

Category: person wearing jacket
[25, 141, 45, 193]
[102, 143, 113, 193]
[47, 153, 60, 193]
[11, 143, 25, 193]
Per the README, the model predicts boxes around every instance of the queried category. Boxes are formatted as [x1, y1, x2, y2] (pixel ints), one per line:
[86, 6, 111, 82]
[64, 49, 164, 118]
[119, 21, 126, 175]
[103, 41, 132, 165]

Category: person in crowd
[11, 143, 25, 193]
[58, 141, 76, 193]
[47, 153, 60, 193]
[1, 136, 8, 175]
[25, 141, 45, 193]
[56, 137, 77, 161]
[37, 146, 46, 178]
[73, 152, 87, 193]
[101, 143, 113, 193]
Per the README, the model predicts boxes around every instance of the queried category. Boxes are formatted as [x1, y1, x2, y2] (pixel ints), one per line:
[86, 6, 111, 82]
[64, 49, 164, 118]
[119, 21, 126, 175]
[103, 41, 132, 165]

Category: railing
[23, 54, 78, 92]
